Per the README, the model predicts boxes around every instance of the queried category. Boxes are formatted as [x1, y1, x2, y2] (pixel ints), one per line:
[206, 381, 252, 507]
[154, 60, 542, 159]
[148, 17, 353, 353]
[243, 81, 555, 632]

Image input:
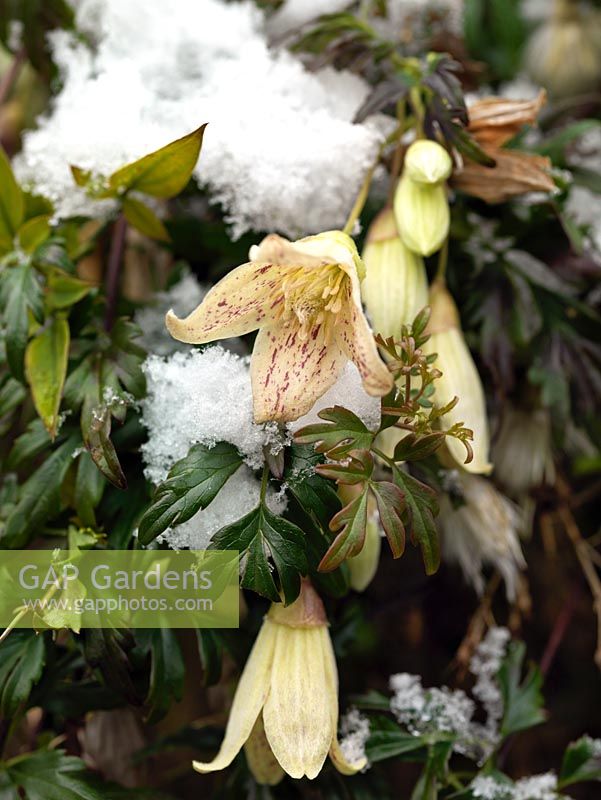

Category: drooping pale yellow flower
[361, 208, 428, 340]
[394, 140, 452, 257]
[166, 231, 392, 423]
[526, 0, 601, 99]
[423, 279, 492, 474]
[193, 580, 366, 782]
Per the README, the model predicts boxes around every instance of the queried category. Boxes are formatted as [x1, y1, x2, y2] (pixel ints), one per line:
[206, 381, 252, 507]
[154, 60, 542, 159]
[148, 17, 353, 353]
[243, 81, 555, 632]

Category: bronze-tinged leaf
[452, 150, 555, 203]
[370, 481, 405, 559]
[319, 484, 370, 572]
[467, 91, 547, 149]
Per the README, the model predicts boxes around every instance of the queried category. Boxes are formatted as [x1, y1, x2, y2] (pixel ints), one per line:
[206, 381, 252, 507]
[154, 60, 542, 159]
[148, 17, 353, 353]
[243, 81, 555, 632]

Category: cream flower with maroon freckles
[165, 231, 393, 423]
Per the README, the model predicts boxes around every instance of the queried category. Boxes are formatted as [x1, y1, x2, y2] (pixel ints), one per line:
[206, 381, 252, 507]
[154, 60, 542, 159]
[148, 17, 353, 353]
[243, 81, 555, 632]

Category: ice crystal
[15, 0, 389, 237]
[141, 346, 283, 484]
[514, 773, 558, 800]
[389, 673, 476, 753]
[469, 627, 511, 750]
[160, 465, 286, 550]
[338, 708, 370, 769]
[287, 361, 382, 434]
[135, 272, 208, 357]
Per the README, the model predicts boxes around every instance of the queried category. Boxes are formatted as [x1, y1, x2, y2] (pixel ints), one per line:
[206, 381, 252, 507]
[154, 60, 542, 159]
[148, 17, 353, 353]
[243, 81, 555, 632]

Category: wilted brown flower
[453, 91, 556, 203]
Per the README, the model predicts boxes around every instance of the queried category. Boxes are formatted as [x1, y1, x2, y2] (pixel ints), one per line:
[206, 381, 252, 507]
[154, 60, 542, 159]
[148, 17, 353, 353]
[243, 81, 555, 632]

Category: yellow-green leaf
[25, 316, 70, 438]
[0, 145, 24, 253]
[70, 164, 93, 187]
[122, 196, 170, 241]
[46, 270, 93, 310]
[18, 215, 52, 253]
[108, 124, 207, 198]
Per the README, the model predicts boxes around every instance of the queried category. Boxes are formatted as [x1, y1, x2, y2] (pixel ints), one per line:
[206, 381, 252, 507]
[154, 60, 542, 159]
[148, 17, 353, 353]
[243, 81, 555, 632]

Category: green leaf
[108, 125, 207, 198]
[46, 270, 92, 310]
[319, 485, 369, 572]
[0, 145, 24, 253]
[2, 434, 80, 548]
[498, 640, 546, 737]
[392, 432, 446, 462]
[0, 262, 44, 381]
[537, 119, 601, 164]
[136, 629, 184, 724]
[0, 631, 45, 718]
[6, 419, 50, 470]
[0, 376, 27, 432]
[370, 480, 405, 558]
[212, 503, 307, 604]
[559, 736, 601, 787]
[74, 451, 106, 527]
[17, 215, 52, 254]
[196, 630, 223, 687]
[138, 442, 243, 545]
[25, 316, 70, 437]
[1, 748, 162, 800]
[393, 467, 440, 575]
[122, 197, 170, 241]
[83, 393, 127, 490]
[366, 718, 426, 763]
[294, 406, 376, 459]
[283, 444, 341, 529]
[81, 628, 141, 706]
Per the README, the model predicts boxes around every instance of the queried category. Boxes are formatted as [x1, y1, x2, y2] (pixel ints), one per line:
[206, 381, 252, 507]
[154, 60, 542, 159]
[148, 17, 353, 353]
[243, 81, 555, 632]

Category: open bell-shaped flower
[166, 231, 392, 423]
[361, 208, 428, 339]
[423, 279, 492, 474]
[193, 580, 367, 782]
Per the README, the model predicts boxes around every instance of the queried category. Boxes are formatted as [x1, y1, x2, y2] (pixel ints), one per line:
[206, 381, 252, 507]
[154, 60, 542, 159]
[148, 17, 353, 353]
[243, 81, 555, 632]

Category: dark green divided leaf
[1, 748, 169, 800]
[294, 406, 376, 459]
[498, 640, 546, 737]
[81, 628, 141, 706]
[2, 434, 80, 548]
[559, 735, 601, 788]
[138, 442, 243, 545]
[0, 262, 44, 381]
[136, 629, 184, 724]
[283, 444, 341, 529]
[0, 631, 45, 719]
[370, 480, 405, 559]
[393, 467, 440, 575]
[366, 718, 426, 763]
[196, 629, 223, 687]
[108, 125, 207, 198]
[212, 502, 307, 604]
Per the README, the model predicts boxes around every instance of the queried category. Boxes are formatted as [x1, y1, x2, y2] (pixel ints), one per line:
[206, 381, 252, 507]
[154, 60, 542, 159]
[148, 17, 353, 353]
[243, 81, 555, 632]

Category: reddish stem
[104, 214, 127, 330]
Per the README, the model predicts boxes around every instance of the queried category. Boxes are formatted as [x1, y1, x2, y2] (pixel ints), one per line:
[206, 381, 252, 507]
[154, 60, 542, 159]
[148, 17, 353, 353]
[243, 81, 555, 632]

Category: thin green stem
[435, 237, 449, 282]
[343, 161, 378, 235]
[260, 464, 269, 503]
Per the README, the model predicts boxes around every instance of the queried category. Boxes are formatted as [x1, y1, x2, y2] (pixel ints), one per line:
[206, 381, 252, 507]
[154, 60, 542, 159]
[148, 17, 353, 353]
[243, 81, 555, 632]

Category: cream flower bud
[348, 515, 382, 592]
[361, 208, 428, 339]
[423, 280, 492, 474]
[394, 174, 450, 257]
[193, 580, 366, 781]
[439, 472, 525, 601]
[404, 140, 452, 185]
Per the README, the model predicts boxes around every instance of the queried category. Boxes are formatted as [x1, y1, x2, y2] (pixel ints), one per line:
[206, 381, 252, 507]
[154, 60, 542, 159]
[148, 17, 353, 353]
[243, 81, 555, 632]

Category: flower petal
[335, 287, 393, 398]
[166, 261, 291, 344]
[320, 623, 367, 774]
[263, 625, 336, 780]
[193, 618, 277, 774]
[250, 321, 346, 423]
[244, 715, 285, 786]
